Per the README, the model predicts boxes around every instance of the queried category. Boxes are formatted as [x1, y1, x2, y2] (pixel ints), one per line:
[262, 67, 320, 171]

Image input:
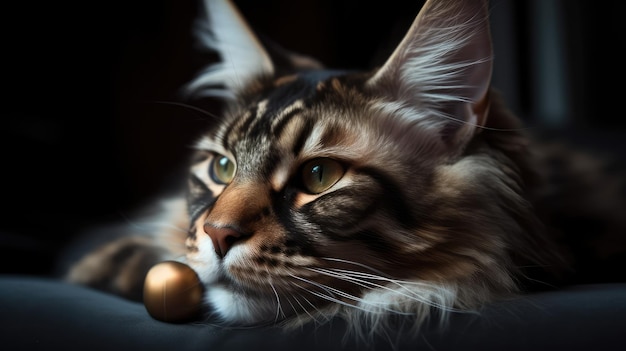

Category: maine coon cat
[62, 0, 626, 340]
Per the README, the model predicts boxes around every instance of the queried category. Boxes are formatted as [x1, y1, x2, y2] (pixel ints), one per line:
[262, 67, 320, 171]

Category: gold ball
[143, 261, 203, 323]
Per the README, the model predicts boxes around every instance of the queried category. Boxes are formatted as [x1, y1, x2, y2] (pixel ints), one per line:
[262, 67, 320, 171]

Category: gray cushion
[1, 276, 625, 350]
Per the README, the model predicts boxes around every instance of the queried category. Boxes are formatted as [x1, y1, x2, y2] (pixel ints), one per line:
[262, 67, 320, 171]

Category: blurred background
[3, 0, 625, 275]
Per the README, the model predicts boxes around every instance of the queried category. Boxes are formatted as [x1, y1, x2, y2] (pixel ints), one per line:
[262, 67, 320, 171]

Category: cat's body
[62, 0, 626, 340]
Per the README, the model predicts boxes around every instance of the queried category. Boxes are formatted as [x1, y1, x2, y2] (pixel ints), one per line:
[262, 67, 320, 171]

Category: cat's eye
[210, 155, 236, 184]
[301, 158, 345, 194]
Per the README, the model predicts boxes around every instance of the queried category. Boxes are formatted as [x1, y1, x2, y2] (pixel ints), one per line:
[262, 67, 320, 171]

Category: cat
[61, 0, 626, 342]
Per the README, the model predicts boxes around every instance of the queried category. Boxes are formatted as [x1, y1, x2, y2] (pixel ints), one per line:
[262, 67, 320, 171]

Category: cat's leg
[65, 236, 172, 301]
[62, 199, 189, 302]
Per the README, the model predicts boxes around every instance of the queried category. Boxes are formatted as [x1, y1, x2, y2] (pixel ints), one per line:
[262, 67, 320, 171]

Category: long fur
[62, 0, 625, 348]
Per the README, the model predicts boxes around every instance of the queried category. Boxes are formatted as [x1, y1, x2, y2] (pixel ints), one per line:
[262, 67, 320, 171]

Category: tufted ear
[367, 0, 493, 147]
[184, 0, 275, 99]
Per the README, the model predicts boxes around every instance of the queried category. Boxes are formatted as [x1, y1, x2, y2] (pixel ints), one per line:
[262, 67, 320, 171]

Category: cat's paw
[64, 236, 170, 301]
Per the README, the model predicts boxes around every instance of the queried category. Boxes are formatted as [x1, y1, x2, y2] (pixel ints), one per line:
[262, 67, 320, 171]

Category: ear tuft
[367, 0, 493, 147]
[183, 0, 275, 100]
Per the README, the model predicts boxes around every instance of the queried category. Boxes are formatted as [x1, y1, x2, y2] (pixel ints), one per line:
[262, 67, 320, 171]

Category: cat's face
[184, 71, 472, 323]
[179, 0, 539, 326]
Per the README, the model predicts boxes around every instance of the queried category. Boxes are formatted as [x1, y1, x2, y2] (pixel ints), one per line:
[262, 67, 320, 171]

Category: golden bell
[143, 261, 203, 323]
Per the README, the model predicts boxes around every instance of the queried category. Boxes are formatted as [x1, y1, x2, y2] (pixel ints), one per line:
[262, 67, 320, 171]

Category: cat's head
[180, 0, 547, 328]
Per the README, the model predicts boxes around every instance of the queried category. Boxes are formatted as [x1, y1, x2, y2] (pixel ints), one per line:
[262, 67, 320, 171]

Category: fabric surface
[1, 276, 624, 351]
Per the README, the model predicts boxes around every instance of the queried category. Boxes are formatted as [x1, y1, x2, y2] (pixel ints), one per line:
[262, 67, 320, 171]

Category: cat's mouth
[217, 261, 303, 294]
[204, 266, 346, 325]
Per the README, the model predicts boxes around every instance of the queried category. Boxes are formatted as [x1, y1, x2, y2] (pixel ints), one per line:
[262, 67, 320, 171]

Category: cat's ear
[367, 0, 492, 146]
[184, 0, 275, 99]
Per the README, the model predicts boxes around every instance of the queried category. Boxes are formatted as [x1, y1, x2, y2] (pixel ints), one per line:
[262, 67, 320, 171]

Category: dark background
[3, 0, 625, 276]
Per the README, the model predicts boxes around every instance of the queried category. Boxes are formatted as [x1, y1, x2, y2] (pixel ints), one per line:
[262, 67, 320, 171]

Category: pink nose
[203, 224, 245, 258]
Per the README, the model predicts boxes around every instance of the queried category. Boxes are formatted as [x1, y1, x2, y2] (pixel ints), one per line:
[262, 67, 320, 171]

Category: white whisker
[290, 281, 369, 312]
[143, 100, 223, 122]
[297, 292, 331, 323]
[320, 257, 390, 277]
[282, 294, 298, 320]
[290, 294, 320, 324]
[310, 267, 460, 313]
[290, 274, 417, 316]
[289, 275, 364, 308]
[268, 275, 285, 322]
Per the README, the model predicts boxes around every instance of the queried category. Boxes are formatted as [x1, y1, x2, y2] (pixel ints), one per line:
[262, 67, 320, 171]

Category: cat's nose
[203, 224, 246, 258]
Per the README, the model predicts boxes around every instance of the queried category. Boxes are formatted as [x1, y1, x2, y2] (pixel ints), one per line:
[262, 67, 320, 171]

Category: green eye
[210, 155, 236, 184]
[301, 158, 345, 194]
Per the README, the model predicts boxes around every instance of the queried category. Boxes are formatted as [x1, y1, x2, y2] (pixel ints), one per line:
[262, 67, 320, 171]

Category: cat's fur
[62, 0, 626, 341]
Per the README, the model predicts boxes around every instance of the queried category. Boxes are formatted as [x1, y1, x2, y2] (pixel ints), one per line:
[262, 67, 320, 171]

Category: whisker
[283, 295, 298, 319]
[290, 280, 368, 312]
[290, 275, 414, 315]
[308, 271, 439, 314]
[317, 258, 457, 304]
[268, 273, 285, 322]
[289, 293, 325, 326]
[320, 257, 390, 277]
[326, 268, 443, 293]
[142, 100, 223, 122]
[297, 292, 331, 324]
[290, 293, 319, 323]
[310, 267, 460, 313]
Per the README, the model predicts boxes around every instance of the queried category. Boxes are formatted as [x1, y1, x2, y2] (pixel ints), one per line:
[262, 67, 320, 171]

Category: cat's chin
[200, 278, 464, 336]
[203, 283, 292, 325]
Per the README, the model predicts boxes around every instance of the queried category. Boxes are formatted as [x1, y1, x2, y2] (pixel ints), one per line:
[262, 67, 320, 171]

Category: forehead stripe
[292, 118, 315, 157]
[225, 104, 258, 149]
[272, 107, 304, 141]
[271, 99, 304, 129]
[246, 99, 271, 138]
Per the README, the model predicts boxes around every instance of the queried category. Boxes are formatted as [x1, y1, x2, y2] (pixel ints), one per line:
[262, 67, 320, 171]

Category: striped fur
[63, 0, 625, 345]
